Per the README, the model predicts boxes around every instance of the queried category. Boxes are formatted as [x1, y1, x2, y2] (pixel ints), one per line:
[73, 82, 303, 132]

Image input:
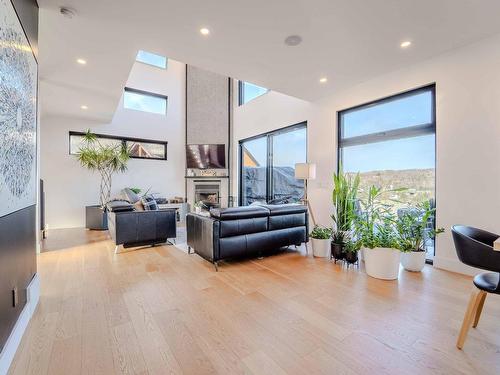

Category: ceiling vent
[284, 35, 302, 46]
[59, 6, 77, 19]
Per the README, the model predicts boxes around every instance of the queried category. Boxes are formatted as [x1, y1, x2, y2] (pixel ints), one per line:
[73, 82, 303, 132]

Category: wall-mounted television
[186, 144, 226, 169]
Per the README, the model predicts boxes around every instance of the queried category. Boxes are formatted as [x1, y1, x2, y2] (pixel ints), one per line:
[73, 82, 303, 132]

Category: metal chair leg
[213, 261, 219, 272]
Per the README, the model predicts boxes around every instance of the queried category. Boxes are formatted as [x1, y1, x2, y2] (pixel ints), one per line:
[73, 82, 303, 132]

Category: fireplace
[195, 183, 220, 208]
[186, 177, 228, 210]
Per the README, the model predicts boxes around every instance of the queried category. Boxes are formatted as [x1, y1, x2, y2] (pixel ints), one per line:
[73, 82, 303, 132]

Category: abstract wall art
[0, 0, 37, 218]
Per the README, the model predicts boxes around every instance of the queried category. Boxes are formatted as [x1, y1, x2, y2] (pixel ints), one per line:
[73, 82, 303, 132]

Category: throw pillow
[122, 187, 141, 204]
[141, 196, 158, 211]
[133, 200, 145, 211]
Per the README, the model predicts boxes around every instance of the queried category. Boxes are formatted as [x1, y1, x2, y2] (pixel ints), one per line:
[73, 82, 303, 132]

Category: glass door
[271, 127, 307, 202]
[239, 122, 307, 206]
[240, 137, 268, 206]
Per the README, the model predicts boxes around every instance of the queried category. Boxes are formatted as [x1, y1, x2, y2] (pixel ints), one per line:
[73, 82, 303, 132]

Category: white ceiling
[38, 0, 500, 121]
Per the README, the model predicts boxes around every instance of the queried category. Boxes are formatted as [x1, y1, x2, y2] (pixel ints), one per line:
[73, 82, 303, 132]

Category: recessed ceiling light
[284, 35, 302, 46]
[80, 105, 88, 110]
[400, 41, 412, 48]
[76, 58, 87, 65]
[319, 77, 328, 83]
[200, 28, 210, 36]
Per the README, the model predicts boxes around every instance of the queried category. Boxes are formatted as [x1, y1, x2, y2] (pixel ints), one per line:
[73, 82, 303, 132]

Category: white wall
[41, 59, 186, 229]
[232, 34, 500, 275]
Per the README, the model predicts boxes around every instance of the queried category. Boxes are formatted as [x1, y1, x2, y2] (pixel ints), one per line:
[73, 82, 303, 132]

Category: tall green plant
[332, 167, 360, 235]
[76, 130, 130, 208]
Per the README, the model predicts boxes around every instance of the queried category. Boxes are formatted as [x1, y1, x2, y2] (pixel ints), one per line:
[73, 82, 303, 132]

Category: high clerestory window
[136, 50, 167, 69]
[238, 81, 269, 105]
[123, 87, 167, 115]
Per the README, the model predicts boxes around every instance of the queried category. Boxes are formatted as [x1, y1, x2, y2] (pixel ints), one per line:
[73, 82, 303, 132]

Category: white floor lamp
[295, 162, 316, 227]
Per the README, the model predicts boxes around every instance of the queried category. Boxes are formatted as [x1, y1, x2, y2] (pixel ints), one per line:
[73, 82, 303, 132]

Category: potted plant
[310, 226, 333, 258]
[344, 239, 361, 265]
[395, 201, 444, 272]
[75, 130, 130, 230]
[331, 230, 347, 262]
[331, 168, 360, 261]
[355, 185, 402, 280]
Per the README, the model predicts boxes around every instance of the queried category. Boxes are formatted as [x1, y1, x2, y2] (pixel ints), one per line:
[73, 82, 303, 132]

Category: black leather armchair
[187, 204, 309, 270]
[451, 225, 500, 349]
[107, 208, 177, 252]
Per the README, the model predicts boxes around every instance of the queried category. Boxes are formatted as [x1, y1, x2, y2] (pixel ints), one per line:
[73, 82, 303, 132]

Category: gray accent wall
[186, 66, 229, 148]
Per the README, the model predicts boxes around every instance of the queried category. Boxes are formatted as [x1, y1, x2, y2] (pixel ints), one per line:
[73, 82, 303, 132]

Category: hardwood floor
[9, 229, 500, 375]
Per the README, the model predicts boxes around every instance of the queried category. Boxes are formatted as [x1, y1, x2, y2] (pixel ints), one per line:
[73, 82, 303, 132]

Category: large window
[338, 85, 436, 258]
[239, 123, 307, 205]
[69, 132, 167, 160]
[124, 87, 167, 115]
[238, 81, 269, 105]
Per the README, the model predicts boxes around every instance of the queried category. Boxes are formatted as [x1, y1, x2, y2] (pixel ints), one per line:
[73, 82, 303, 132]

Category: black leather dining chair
[451, 225, 500, 349]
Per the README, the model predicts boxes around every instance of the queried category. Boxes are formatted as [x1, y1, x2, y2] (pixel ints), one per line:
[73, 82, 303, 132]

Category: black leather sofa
[186, 204, 308, 270]
[106, 201, 176, 252]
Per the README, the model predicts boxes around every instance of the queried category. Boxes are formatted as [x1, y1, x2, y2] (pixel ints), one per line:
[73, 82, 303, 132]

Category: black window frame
[238, 81, 269, 106]
[337, 84, 436, 171]
[69, 131, 168, 161]
[337, 84, 437, 259]
[238, 121, 307, 205]
[123, 87, 168, 115]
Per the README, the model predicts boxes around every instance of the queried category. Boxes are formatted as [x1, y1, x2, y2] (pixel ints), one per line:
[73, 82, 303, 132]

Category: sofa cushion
[269, 212, 306, 231]
[219, 217, 268, 238]
[106, 200, 134, 212]
[210, 206, 270, 220]
[264, 204, 307, 216]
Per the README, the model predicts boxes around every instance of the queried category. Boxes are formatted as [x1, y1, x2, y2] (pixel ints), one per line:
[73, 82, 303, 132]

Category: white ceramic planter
[401, 251, 426, 272]
[363, 247, 401, 280]
[312, 239, 331, 258]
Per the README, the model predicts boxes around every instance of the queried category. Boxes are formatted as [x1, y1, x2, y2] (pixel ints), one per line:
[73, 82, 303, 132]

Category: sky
[242, 88, 435, 174]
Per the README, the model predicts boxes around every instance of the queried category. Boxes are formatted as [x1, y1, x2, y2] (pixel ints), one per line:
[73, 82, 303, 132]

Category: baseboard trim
[433, 256, 480, 276]
[0, 273, 40, 375]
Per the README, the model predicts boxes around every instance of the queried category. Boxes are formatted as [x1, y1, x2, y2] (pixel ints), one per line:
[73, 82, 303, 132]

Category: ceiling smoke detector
[284, 35, 302, 46]
[59, 6, 77, 19]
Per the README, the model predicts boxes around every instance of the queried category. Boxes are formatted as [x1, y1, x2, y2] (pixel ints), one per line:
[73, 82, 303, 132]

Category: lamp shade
[295, 163, 316, 180]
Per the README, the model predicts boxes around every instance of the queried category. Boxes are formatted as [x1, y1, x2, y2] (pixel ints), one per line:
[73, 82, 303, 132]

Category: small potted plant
[310, 226, 333, 258]
[355, 186, 402, 280]
[344, 239, 361, 265]
[395, 201, 444, 272]
[331, 230, 346, 262]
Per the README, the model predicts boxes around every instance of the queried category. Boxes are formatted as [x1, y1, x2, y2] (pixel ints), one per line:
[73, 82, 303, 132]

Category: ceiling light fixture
[400, 40, 412, 48]
[319, 77, 327, 83]
[80, 105, 88, 110]
[284, 35, 302, 46]
[76, 58, 87, 65]
[200, 28, 210, 36]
